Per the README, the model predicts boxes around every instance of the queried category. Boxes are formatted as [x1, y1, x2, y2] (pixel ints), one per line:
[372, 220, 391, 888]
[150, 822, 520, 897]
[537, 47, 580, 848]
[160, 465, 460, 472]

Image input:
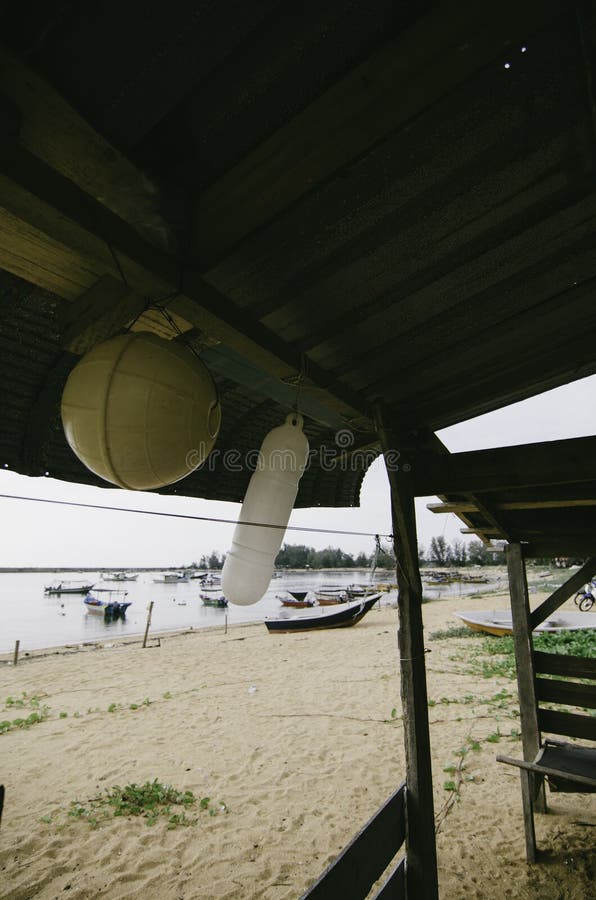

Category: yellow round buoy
[61, 332, 221, 490]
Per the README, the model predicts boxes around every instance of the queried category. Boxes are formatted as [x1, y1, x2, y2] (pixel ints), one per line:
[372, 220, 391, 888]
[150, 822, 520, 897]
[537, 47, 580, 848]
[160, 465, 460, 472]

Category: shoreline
[1, 589, 594, 899]
[0, 618, 264, 665]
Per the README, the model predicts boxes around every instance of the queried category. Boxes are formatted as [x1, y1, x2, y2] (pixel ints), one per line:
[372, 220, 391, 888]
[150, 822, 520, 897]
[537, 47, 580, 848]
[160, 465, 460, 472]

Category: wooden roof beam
[412, 436, 596, 496]
[524, 539, 596, 558]
[0, 46, 369, 428]
[428, 502, 478, 514]
[193, 0, 568, 269]
[431, 498, 596, 513]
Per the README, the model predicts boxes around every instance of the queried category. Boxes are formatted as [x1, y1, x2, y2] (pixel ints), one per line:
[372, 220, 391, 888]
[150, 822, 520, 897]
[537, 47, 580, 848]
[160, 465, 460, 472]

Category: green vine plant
[2, 692, 180, 735]
[1, 693, 50, 734]
[41, 780, 228, 829]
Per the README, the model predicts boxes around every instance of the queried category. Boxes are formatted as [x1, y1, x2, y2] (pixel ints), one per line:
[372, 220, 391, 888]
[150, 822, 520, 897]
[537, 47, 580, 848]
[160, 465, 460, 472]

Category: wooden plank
[460, 527, 501, 535]
[372, 856, 406, 900]
[374, 407, 438, 900]
[194, 0, 568, 268]
[519, 769, 537, 863]
[0, 203, 100, 299]
[530, 557, 596, 628]
[525, 539, 596, 557]
[534, 651, 596, 680]
[412, 436, 596, 496]
[300, 783, 406, 899]
[0, 46, 171, 250]
[535, 677, 596, 709]
[538, 708, 596, 740]
[0, 47, 370, 424]
[498, 754, 596, 789]
[506, 543, 546, 811]
[0, 130, 367, 426]
[500, 499, 596, 510]
[59, 275, 148, 354]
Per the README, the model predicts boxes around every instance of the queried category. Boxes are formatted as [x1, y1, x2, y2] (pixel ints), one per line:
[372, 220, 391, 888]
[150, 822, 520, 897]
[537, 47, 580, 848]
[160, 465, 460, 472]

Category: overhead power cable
[0, 493, 392, 540]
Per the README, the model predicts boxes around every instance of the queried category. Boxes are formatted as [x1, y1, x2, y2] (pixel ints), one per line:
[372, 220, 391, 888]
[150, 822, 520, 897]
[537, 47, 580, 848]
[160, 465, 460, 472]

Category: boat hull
[45, 584, 93, 595]
[266, 594, 380, 633]
[84, 598, 132, 618]
[200, 596, 228, 607]
[456, 610, 596, 636]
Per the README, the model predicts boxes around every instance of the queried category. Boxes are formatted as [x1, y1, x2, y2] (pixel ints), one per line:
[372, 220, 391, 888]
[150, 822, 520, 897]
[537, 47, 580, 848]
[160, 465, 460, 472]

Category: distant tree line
[423, 537, 498, 567]
[195, 552, 226, 570]
[190, 538, 559, 572]
[274, 543, 384, 569]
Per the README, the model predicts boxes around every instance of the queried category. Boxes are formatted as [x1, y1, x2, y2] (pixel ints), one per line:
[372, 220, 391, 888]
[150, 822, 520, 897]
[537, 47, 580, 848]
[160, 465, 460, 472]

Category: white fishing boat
[102, 571, 139, 582]
[83, 590, 131, 618]
[455, 609, 596, 637]
[153, 572, 190, 583]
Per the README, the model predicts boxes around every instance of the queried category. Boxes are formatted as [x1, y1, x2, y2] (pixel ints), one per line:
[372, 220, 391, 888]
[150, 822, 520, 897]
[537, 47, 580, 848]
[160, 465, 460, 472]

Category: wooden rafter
[0, 46, 369, 429]
[193, 0, 567, 269]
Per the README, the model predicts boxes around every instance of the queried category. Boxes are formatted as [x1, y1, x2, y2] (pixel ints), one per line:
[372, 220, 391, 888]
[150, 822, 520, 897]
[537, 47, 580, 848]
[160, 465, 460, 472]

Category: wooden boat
[265, 594, 381, 633]
[84, 591, 131, 618]
[345, 584, 380, 599]
[194, 573, 221, 585]
[455, 609, 596, 637]
[278, 591, 315, 608]
[102, 571, 138, 582]
[315, 586, 348, 605]
[200, 589, 228, 608]
[44, 580, 94, 595]
[460, 574, 490, 584]
[153, 572, 189, 583]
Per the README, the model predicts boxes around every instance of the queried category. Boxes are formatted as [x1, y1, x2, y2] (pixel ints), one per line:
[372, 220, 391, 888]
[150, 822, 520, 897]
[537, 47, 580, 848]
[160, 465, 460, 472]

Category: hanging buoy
[222, 413, 309, 605]
[61, 332, 221, 490]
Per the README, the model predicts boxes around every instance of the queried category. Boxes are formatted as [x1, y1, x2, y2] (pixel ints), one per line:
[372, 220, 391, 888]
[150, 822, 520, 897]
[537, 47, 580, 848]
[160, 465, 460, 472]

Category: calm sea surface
[0, 569, 498, 653]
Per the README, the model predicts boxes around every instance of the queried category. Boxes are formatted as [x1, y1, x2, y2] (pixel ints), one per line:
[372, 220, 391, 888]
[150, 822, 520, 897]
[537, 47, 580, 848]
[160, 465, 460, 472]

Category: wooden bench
[497, 650, 596, 862]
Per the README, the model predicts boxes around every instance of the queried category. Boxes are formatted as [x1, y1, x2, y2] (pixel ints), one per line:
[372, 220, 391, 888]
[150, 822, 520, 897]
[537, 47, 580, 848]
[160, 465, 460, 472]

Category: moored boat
[455, 609, 596, 636]
[44, 580, 94, 595]
[200, 588, 228, 608]
[278, 591, 315, 608]
[102, 571, 139, 582]
[83, 591, 131, 618]
[265, 594, 381, 633]
[153, 572, 190, 583]
[315, 585, 348, 605]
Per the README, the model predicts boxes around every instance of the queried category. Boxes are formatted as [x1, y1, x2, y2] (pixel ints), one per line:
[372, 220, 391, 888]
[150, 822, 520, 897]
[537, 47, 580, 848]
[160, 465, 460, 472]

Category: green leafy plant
[1, 694, 50, 733]
[44, 780, 228, 829]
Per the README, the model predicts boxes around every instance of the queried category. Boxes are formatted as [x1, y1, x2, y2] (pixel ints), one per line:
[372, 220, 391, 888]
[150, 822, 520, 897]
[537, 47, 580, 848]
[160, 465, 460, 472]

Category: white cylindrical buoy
[222, 413, 309, 605]
[61, 332, 221, 490]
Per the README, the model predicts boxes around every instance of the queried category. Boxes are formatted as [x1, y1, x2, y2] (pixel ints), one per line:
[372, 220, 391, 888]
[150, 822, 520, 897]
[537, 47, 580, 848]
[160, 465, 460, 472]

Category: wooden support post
[530, 556, 596, 629]
[506, 543, 546, 812]
[142, 601, 154, 649]
[13, 640, 20, 666]
[375, 408, 438, 900]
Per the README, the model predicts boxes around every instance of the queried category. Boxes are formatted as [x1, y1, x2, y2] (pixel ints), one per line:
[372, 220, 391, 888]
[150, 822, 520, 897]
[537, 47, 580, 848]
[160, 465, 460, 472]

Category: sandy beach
[1, 588, 594, 899]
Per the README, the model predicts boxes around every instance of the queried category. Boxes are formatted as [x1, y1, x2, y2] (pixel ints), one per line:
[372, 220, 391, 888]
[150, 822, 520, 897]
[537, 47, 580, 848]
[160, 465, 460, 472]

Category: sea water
[0, 570, 497, 653]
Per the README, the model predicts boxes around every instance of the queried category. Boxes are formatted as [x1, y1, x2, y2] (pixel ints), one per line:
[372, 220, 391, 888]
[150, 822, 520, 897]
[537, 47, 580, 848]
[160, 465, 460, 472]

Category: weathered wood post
[13, 640, 20, 666]
[375, 407, 439, 900]
[142, 601, 154, 649]
[506, 543, 546, 819]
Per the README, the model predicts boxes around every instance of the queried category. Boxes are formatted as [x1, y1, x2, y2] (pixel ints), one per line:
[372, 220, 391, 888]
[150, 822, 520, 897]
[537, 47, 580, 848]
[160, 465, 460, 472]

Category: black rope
[0, 493, 393, 539]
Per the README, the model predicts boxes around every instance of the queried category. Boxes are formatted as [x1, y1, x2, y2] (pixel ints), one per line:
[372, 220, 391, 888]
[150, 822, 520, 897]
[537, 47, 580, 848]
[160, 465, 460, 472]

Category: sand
[1, 588, 594, 899]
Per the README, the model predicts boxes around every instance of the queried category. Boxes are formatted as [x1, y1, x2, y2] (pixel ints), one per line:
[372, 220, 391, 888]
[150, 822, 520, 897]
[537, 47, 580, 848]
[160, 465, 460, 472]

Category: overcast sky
[1, 375, 595, 568]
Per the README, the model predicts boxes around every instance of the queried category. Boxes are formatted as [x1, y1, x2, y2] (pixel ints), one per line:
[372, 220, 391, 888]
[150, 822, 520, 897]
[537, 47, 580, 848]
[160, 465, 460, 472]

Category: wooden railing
[534, 650, 596, 741]
[300, 781, 406, 900]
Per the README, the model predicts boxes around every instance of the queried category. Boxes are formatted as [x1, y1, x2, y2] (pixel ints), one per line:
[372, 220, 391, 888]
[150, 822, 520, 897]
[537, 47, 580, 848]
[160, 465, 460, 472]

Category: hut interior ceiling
[2, 0, 596, 530]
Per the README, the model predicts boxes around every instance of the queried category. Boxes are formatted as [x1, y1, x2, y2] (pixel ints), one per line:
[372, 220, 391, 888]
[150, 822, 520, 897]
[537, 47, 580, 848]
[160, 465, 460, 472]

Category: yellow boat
[455, 610, 596, 636]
